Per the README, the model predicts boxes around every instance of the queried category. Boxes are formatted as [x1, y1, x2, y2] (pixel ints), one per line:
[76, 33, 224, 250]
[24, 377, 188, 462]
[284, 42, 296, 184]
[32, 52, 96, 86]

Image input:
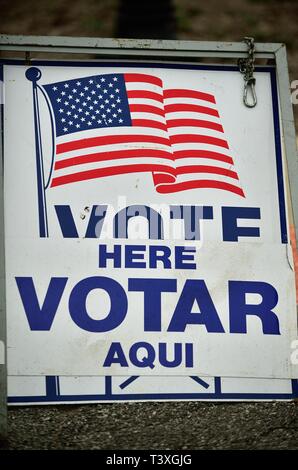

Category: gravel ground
[0, 401, 297, 450]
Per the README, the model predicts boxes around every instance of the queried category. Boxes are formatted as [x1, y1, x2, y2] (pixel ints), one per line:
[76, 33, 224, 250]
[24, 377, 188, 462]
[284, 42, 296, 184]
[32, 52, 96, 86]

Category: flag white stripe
[126, 82, 163, 94]
[54, 156, 174, 177]
[56, 143, 173, 160]
[174, 158, 234, 169]
[128, 97, 165, 109]
[130, 112, 167, 123]
[56, 125, 170, 144]
[164, 111, 221, 123]
[164, 96, 218, 109]
[174, 173, 240, 184]
[167, 127, 227, 140]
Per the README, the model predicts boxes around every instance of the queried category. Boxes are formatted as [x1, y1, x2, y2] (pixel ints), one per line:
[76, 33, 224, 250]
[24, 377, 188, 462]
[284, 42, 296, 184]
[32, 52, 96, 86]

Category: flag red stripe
[176, 165, 239, 180]
[51, 164, 174, 187]
[129, 104, 165, 117]
[127, 90, 164, 103]
[132, 119, 167, 131]
[164, 103, 219, 117]
[55, 149, 174, 170]
[173, 150, 234, 164]
[156, 180, 245, 197]
[167, 119, 223, 132]
[56, 134, 170, 154]
[170, 134, 229, 149]
[164, 89, 216, 103]
[152, 172, 175, 185]
[124, 73, 162, 87]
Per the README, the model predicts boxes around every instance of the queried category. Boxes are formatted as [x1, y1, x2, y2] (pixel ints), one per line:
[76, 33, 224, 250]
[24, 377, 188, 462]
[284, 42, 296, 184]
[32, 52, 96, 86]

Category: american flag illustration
[42, 72, 244, 197]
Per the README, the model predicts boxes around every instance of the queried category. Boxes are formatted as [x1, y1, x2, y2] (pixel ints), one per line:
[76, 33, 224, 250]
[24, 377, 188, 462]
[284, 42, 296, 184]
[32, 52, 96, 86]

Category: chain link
[238, 37, 257, 108]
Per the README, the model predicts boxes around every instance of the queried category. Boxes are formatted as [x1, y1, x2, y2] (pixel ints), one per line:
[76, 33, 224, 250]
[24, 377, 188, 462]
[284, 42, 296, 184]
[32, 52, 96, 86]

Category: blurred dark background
[0, 1, 297, 66]
[0, 0, 298, 110]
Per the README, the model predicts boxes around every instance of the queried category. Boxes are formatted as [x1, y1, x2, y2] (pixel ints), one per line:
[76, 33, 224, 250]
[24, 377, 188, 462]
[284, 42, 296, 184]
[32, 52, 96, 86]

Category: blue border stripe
[7, 391, 296, 403]
[270, 69, 288, 243]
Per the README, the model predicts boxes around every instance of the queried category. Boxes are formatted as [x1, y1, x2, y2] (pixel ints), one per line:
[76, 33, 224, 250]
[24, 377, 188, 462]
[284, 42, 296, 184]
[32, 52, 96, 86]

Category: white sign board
[2, 62, 298, 379]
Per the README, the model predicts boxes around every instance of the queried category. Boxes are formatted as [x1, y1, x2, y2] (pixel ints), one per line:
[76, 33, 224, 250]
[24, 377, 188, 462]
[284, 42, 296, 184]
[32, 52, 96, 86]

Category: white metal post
[0, 71, 7, 439]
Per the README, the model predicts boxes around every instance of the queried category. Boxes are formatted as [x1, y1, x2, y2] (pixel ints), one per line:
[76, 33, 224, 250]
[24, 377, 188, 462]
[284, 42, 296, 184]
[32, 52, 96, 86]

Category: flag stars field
[44, 75, 130, 134]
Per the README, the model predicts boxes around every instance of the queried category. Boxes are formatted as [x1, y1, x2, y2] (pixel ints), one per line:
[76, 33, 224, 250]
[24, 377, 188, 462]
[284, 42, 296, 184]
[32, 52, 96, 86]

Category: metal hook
[243, 78, 257, 108]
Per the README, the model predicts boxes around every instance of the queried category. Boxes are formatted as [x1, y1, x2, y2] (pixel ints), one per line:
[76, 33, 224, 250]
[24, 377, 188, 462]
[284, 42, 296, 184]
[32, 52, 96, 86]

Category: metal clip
[239, 36, 257, 108]
[244, 77, 257, 108]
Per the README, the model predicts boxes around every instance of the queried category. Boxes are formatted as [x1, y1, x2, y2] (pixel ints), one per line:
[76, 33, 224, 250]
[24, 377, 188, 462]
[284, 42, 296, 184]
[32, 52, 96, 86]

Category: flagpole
[25, 67, 49, 238]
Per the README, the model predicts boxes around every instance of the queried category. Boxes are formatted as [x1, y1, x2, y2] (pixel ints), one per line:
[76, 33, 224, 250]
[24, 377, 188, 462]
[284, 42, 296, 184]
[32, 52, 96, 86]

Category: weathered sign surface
[3, 63, 298, 379]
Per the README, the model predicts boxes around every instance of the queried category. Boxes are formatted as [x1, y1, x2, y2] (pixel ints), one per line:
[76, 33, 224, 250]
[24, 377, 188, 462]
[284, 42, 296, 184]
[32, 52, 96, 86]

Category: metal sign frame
[0, 35, 297, 437]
